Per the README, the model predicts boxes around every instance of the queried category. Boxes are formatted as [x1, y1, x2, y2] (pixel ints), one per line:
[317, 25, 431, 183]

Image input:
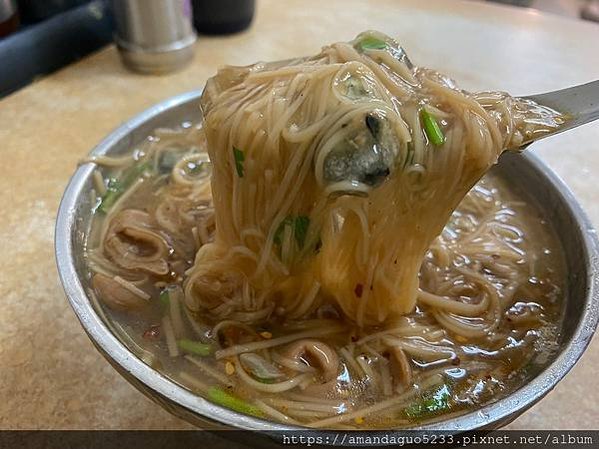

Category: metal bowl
[55, 90, 599, 437]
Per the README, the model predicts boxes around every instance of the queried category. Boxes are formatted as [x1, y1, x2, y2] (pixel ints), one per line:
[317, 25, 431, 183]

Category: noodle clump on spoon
[186, 30, 562, 326]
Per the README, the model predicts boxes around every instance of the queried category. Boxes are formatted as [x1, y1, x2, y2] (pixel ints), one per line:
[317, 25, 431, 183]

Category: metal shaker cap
[112, 0, 196, 74]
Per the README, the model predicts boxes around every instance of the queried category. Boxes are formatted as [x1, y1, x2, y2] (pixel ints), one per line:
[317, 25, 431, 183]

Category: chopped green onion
[292, 215, 310, 248]
[98, 162, 150, 213]
[404, 383, 452, 420]
[97, 181, 122, 212]
[233, 146, 245, 177]
[274, 215, 310, 248]
[358, 36, 387, 52]
[159, 290, 170, 307]
[207, 387, 263, 417]
[420, 108, 445, 147]
[177, 339, 213, 356]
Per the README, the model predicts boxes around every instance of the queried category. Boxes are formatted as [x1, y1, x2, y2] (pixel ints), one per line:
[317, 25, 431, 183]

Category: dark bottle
[191, 0, 254, 35]
[17, 0, 90, 24]
[0, 0, 19, 37]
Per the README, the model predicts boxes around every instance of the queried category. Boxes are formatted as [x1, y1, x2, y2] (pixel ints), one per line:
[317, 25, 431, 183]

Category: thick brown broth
[84, 122, 564, 429]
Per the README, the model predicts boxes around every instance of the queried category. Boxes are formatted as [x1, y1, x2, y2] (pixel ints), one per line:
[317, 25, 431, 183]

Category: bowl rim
[55, 90, 599, 433]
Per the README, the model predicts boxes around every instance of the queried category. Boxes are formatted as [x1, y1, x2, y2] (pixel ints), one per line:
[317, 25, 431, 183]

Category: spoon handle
[522, 80, 599, 135]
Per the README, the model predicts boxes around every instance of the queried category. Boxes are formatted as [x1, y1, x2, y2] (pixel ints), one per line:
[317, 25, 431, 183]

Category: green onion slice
[177, 339, 213, 357]
[159, 290, 170, 307]
[98, 162, 150, 213]
[420, 108, 445, 147]
[404, 383, 452, 420]
[358, 36, 387, 52]
[207, 387, 263, 417]
[274, 215, 310, 248]
[233, 147, 245, 177]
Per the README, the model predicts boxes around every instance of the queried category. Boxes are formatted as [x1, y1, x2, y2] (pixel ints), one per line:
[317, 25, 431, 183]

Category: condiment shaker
[112, 0, 196, 74]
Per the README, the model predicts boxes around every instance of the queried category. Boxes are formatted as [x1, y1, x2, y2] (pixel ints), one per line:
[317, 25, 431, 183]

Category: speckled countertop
[1, 0, 598, 431]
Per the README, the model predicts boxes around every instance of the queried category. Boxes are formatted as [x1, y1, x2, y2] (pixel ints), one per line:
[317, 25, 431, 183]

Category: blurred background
[0, 0, 598, 98]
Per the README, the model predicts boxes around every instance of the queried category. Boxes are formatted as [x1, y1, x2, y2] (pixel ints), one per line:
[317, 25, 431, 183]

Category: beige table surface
[1, 0, 598, 431]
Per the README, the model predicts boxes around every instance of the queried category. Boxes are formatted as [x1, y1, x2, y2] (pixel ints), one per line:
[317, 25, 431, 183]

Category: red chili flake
[351, 335, 358, 342]
[354, 283, 364, 298]
[451, 357, 461, 366]
[143, 325, 161, 340]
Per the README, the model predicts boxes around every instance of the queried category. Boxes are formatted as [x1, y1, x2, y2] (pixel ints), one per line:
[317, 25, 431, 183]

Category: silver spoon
[519, 79, 599, 148]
